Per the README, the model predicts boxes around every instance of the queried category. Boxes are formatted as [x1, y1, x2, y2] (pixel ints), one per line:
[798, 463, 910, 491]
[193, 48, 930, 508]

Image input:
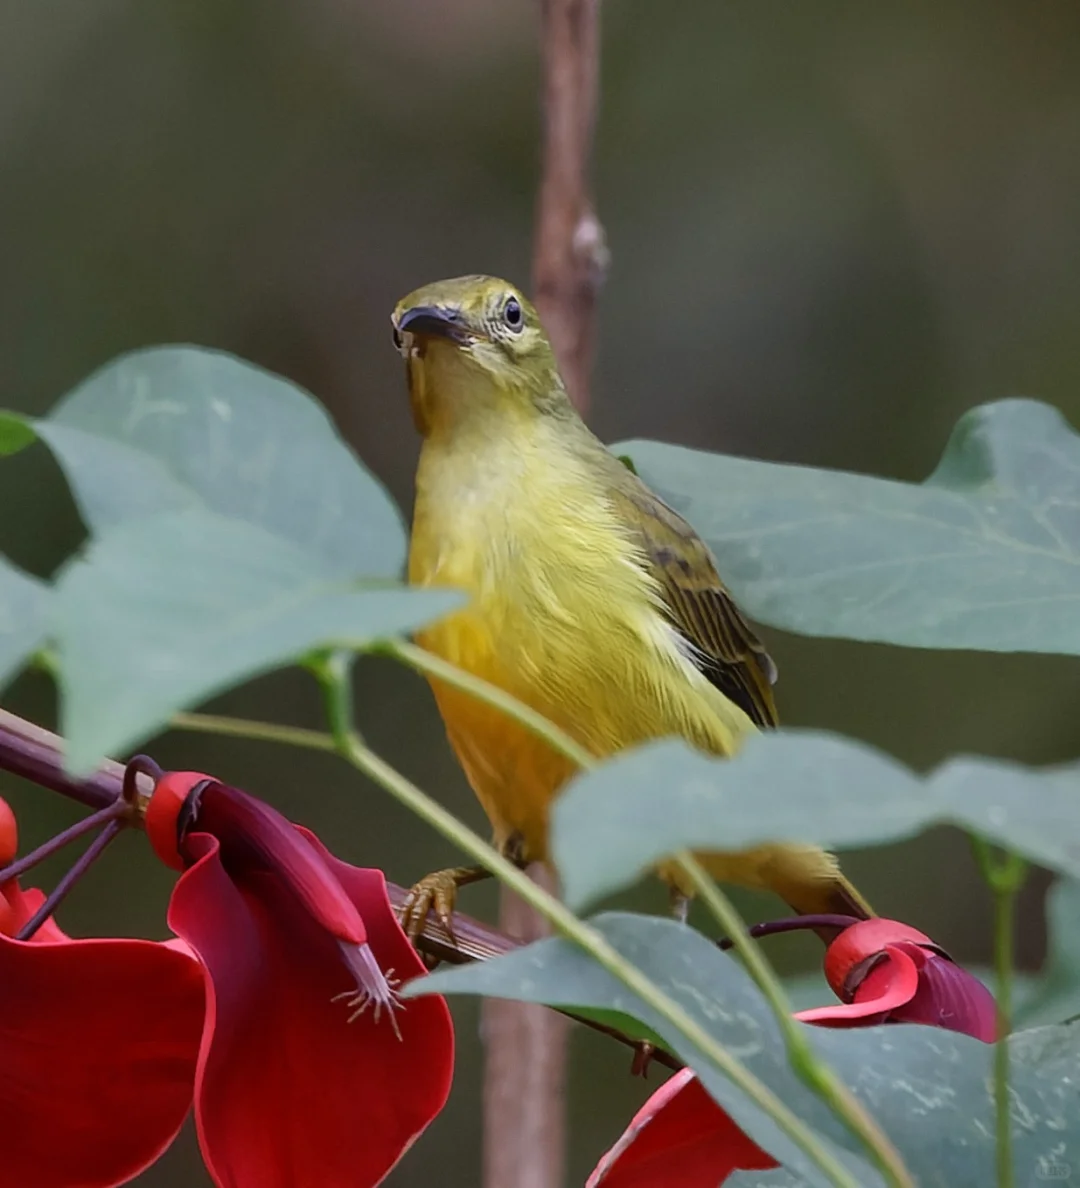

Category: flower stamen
[336, 942, 403, 1039]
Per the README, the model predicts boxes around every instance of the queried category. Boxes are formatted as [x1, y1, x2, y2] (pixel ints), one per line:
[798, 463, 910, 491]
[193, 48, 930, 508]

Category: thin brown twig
[0, 707, 680, 1074]
[485, 4, 608, 1185]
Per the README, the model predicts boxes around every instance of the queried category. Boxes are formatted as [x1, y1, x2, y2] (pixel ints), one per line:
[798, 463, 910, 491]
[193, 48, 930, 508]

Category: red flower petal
[796, 945, 921, 1027]
[588, 1070, 777, 1187]
[822, 918, 940, 999]
[0, 796, 17, 865]
[891, 942, 998, 1041]
[168, 828, 454, 1188]
[0, 931, 204, 1188]
[152, 773, 400, 1012]
[0, 882, 72, 944]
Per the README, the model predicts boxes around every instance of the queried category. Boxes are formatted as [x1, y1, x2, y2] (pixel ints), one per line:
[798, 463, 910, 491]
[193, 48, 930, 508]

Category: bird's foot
[401, 864, 489, 946]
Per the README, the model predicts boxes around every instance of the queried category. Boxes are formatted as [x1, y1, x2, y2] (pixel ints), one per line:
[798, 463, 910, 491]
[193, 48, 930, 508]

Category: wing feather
[610, 478, 779, 728]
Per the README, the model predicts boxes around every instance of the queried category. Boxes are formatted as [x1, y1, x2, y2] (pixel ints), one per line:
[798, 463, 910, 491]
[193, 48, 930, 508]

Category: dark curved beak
[396, 304, 470, 344]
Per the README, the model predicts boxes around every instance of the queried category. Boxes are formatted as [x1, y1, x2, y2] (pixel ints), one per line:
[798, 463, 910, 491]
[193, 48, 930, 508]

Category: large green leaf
[16, 346, 405, 576]
[0, 556, 49, 691]
[412, 913, 1080, 1187]
[618, 399, 1080, 654]
[551, 731, 1080, 911]
[414, 913, 878, 1187]
[53, 509, 460, 772]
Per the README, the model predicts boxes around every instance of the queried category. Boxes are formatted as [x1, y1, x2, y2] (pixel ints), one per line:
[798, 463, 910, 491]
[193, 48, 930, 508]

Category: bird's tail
[769, 855, 874, 947]
[816, 872, 874, 922]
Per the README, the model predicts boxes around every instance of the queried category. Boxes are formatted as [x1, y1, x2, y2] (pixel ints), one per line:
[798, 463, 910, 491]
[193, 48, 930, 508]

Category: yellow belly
[411, 559, 754, 863]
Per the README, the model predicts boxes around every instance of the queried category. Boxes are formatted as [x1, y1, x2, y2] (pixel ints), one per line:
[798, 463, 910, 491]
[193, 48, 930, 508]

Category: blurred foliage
[2, 1, 1080, 1183]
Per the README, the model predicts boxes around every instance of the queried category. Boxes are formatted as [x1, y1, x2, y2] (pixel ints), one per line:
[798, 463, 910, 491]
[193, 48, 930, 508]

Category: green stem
[971, 837, 1026, 1188]
[171, 711, 335, 752]
[675, 852, 914, 1188]
[377, 639, 596, 770]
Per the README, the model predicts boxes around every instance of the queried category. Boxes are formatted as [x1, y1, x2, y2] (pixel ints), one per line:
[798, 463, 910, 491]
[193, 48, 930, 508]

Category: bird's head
[391, 275, 568, 436]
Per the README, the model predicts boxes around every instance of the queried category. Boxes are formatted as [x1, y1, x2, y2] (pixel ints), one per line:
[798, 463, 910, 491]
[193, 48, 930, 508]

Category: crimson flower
[0, 773, 454, 1188]
[798, 918, 997, 1039]
[589, 918, 997, 1187]
[0, 796, 205, 1188]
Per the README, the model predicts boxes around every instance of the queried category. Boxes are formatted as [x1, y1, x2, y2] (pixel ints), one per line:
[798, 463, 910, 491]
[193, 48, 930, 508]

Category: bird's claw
[401, 869, 461, 946]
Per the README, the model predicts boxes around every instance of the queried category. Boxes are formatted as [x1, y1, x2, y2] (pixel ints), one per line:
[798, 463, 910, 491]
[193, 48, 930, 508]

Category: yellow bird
[392, 275, 871, 936]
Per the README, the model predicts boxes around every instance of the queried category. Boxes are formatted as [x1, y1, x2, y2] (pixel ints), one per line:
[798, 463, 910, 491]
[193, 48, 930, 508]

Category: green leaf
[1014, 879, 1080, 1028]
[53, 509, 460, 772]
[412, 913, 879, 1187]
[617, 399, 1080, 654]
[412, 913, 1080, 1187]
[413, 912, 1078, 1183]
[0, 556, 49, 691]
[728, 1174, 807, 1187]
[551, 731, 1080, 912]
[0, 412, 35, 457]
[38, 346, 405, 576]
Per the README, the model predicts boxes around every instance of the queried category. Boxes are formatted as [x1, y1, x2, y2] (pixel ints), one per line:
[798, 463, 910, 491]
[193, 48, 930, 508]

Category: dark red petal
[169, 831, 454, 1188]
[796, 944, 921, 1027]
[188, 780, 372, 948]
[0, 795, 16, 865]
[822, 918, 940, 999]
[0, 932, 203, 1188]
[0, 882, 71, 944]
[587, 1069, 778, 1187]
[891, 945, 998, 1042]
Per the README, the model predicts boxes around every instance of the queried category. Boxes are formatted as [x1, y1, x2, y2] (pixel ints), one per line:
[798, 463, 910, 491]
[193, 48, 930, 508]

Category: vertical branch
[483, 869, 570, 1188]
[531, 0, 608, 413]
[483, 3, 606, 1187]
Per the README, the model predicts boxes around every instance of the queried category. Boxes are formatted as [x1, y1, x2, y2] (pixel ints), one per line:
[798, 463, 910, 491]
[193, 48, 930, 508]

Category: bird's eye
[502, 297, 523, 331]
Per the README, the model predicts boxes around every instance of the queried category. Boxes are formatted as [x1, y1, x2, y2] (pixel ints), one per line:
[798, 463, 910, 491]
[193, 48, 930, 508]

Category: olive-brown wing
[610, 481, 779, 728]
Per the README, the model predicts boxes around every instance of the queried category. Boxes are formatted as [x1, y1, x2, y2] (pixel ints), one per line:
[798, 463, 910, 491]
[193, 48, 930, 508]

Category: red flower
[0, 775, 454, 1188]
[0, 797, 205, 1188]
[798, 918, 997, 1040]
[589, 918, 997, 1187]
[588, 1068, 777, 1188]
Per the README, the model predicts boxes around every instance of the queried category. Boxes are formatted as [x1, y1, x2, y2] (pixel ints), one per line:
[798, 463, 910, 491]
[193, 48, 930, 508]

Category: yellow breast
[408, 419, 752, 860]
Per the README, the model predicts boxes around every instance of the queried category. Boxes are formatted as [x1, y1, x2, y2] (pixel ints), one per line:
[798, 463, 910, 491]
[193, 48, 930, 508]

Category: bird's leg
[669, 887, 691, 925]
[630, 887, 693, 1076]
[401, 832, 530, 951]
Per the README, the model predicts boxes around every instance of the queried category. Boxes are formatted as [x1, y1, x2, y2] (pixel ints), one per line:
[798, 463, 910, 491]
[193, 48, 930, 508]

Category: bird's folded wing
[610, 481, 779, 729]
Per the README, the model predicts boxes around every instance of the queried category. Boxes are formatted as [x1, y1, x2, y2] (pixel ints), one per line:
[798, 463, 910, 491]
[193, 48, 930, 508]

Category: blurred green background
[2, 1, 1080, 1183]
